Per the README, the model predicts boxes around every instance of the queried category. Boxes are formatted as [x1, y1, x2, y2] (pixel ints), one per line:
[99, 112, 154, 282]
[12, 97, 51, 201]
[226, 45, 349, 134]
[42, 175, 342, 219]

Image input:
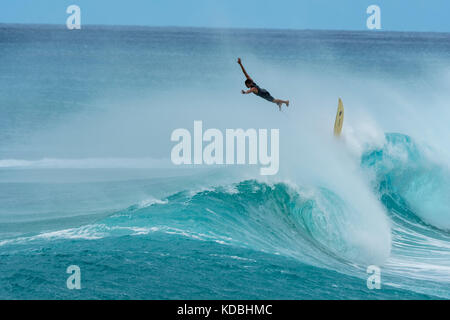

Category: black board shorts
[256, 88, 275, 102]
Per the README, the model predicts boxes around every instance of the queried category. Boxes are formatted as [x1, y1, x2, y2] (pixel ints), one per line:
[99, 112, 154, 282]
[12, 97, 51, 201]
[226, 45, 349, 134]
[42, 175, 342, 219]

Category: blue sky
[1, 0, 450, 32]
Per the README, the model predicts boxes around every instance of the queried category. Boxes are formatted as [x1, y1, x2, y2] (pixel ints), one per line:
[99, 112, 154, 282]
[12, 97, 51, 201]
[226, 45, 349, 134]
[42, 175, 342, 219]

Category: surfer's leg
[273, 99, 289, 108]
[272, 100, 283, 111]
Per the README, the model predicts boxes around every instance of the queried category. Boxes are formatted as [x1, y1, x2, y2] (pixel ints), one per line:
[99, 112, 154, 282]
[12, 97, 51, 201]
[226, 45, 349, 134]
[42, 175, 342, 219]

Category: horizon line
[1, 22, 449, 35]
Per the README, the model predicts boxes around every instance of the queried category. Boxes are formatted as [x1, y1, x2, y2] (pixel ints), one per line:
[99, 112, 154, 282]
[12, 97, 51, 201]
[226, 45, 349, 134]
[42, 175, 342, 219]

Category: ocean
[0, 24, 449, 299]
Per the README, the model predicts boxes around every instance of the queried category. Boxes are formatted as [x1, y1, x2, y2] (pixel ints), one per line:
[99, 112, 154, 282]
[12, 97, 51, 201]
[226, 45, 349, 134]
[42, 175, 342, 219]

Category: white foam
[0, 224, 107, 247]
[138, 198, 169, 208]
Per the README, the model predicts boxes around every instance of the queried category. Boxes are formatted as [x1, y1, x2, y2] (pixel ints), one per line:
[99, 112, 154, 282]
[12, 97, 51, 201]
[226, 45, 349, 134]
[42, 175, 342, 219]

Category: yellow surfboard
[334, 98, 344, 136]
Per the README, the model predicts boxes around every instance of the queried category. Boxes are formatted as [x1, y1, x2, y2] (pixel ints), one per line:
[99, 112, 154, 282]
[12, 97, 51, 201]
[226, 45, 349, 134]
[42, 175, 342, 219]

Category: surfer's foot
[286, 100, 289, 107]
[277, 103, 282, 111]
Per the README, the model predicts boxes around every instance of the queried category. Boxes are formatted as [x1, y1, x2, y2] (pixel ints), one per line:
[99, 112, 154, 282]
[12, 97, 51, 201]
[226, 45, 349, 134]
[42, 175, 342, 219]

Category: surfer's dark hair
[245, 79, 254, 87]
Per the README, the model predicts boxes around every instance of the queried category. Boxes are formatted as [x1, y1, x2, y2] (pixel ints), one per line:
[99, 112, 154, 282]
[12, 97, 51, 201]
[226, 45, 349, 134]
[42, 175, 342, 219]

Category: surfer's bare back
[238, 58, 289, 111]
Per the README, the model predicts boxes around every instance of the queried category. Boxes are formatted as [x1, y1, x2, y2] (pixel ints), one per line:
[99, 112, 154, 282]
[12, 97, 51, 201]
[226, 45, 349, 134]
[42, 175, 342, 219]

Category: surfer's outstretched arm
[237, 58, 252, 81]
[241, 88, 257, 94]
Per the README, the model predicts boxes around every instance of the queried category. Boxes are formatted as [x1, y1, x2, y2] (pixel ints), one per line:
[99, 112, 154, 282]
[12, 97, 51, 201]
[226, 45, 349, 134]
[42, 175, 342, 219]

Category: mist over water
[0, 25, 449, 299]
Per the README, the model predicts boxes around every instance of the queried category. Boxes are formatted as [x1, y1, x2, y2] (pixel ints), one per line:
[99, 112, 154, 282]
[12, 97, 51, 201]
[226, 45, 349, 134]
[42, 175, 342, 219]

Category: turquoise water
[0, 25, 449, 299]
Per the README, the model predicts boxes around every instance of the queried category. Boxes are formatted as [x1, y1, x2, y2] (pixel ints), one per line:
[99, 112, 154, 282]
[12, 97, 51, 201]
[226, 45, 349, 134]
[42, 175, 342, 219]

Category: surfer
[238, 58, 289, 111]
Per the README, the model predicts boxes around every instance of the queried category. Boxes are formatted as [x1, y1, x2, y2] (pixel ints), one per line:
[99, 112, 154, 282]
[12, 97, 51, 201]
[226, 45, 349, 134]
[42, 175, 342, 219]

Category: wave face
[362, 133, 450, 231]
[97, 180, 389, 267]
[0, 180, 388, 265]
[361, 133, 450, 296]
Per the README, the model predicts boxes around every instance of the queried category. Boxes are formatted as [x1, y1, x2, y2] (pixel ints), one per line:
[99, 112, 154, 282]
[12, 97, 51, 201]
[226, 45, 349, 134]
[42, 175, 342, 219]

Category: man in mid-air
[238, 58, 289, 111]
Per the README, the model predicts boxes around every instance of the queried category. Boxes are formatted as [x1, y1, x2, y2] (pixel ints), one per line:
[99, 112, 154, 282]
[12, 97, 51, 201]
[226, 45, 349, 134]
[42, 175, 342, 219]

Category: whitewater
[0, 25, 449, 299]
